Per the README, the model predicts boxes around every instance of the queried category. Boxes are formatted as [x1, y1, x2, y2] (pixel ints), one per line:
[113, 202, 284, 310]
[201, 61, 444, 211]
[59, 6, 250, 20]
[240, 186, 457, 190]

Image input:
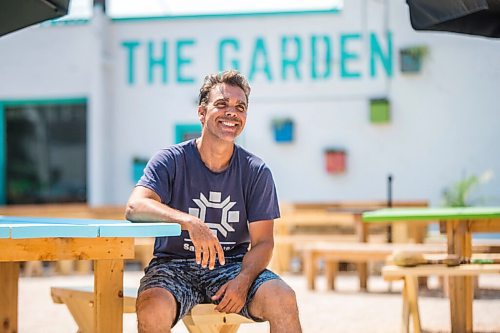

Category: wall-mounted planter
[132, 157, 148, 183]
[325, 148, 346, 174]
[400, 46, 428, 73]
[370, 98, 390, 124]
[272, 118, 294, 143]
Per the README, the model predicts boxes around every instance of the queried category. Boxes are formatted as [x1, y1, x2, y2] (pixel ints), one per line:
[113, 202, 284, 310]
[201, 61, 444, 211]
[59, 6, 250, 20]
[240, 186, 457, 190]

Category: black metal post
[387, 174, 393, 242]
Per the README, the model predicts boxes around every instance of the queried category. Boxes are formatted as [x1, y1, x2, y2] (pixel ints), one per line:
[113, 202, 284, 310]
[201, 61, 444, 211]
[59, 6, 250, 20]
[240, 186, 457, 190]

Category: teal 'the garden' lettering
[176, 39, 196, 84]
[122, 40, 140, 85]
[148, 40, 168, 84]
[218, 38, 240, 71]
[311, 35, 332, 79]
[370, 32, 393, 78]
[340, 33, 362, 79]
[249, 37, 273, 82]
[281, 36, 302, 80]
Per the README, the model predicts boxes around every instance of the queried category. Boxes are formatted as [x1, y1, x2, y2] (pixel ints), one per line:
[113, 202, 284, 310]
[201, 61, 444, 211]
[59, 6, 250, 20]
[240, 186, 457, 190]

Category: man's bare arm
[126, 186, 225, 268]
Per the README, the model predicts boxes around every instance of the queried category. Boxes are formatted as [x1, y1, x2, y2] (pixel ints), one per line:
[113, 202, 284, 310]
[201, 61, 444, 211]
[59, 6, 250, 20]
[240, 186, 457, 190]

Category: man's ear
[198, 106, 206, 125]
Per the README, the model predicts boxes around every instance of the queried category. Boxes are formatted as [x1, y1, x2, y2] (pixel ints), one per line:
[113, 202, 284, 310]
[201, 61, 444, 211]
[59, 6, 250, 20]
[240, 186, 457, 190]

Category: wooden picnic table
[363, 206, 500, 333]
[0, 216, 180, 333]
[276, 206, 429, 288]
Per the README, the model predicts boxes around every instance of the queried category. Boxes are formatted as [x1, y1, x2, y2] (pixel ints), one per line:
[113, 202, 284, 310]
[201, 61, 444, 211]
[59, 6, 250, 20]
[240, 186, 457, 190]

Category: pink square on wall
[325, 150, 346, 173]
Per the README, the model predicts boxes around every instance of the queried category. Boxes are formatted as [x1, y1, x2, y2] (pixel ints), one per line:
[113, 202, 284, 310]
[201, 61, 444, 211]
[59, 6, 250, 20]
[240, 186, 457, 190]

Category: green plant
[442, 170, 494, 207]
[272, 117, 293, 127]
[401, 45, 428, 58]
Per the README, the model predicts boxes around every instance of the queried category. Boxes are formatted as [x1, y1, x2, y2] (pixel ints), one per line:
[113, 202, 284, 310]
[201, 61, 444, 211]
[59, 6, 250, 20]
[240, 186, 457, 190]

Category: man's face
[198, 83, 248, 143]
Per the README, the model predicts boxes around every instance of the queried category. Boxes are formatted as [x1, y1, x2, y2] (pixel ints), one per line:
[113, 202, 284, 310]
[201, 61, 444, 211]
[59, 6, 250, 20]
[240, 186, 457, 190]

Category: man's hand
[187, 219, 225, 269]
[211, 276, 251, 313]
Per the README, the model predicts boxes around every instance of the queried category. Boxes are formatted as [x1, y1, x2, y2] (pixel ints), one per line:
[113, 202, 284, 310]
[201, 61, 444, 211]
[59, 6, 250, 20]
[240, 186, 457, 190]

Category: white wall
[0, 0, 498, 206]
[0, 24, 91, 98]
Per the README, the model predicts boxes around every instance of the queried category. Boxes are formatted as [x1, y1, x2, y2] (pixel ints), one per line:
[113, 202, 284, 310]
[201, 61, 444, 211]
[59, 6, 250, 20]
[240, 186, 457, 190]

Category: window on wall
[5, 101, 87, 204]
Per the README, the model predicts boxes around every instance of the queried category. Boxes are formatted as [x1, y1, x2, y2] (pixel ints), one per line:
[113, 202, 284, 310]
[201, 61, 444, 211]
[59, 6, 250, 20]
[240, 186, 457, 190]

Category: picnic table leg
[325, 260, 338, 291]
[447, 220, 473, 333]
[273, 222, 291, 274]
[0, 262, 19, 333]
[355, 214, 368, 291]
[94, 259, 124, 333]
[303, 249, 317, 290]
[401, 281, 410, 333]
[405, 276, 422, 333]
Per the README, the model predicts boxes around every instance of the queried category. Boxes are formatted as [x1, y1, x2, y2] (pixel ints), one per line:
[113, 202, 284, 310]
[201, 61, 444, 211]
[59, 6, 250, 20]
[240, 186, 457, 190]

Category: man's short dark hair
[198, 70, 251, 109]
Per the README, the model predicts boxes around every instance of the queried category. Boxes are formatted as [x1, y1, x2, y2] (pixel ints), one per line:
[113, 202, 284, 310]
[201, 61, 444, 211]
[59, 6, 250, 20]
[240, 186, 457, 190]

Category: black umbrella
[407, 0, 500, 38]
[0, 0, 70, 37]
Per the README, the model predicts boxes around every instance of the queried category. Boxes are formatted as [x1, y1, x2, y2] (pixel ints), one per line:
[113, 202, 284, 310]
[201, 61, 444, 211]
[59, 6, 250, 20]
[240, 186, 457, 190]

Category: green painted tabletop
[362, 206, 500, 223]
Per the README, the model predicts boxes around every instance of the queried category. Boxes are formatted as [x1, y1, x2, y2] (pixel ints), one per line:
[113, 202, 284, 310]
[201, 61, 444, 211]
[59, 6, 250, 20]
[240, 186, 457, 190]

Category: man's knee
[137, 288, 177, 332]
[249, 279, 299, 319]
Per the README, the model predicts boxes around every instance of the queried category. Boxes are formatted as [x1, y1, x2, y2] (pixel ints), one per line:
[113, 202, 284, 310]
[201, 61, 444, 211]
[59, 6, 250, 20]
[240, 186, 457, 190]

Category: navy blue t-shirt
[137, 139, 280, 259]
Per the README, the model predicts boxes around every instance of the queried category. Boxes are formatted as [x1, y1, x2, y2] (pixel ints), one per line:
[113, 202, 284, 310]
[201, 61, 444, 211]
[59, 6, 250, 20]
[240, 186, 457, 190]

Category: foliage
[401, 45, 428, 58]
[272, 117, 293, 128]
[442, 170, 494, 207]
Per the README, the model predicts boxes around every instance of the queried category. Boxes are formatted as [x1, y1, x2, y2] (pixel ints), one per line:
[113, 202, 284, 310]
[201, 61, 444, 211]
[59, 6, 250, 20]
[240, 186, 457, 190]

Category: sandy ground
[18, 268, 500, 333]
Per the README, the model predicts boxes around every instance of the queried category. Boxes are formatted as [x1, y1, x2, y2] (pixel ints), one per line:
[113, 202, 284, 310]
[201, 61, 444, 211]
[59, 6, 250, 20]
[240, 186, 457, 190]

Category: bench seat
[301, 241, 500, 291]
[382, 264, 500, 333]
[51, 286, 255, 333]
[300, 242, 448, 291]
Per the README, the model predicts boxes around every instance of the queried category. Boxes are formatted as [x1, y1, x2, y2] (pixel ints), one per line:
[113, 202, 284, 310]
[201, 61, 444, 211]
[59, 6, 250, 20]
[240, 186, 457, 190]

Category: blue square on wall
[272, 119, 294, 143]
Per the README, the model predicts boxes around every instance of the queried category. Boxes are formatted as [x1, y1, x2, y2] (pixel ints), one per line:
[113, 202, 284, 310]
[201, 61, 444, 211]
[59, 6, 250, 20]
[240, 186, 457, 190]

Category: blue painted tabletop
[0, 216, 181, 239]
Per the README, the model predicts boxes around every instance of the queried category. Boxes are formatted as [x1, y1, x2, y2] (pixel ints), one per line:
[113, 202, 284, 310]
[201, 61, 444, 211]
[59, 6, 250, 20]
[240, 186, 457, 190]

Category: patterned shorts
[138, 255, 281, 325]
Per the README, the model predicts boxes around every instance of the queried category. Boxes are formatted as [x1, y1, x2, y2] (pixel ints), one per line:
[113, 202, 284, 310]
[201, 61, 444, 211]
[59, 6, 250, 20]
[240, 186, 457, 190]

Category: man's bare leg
[136, 288, 177, 333]
[248, 279, 302, 333]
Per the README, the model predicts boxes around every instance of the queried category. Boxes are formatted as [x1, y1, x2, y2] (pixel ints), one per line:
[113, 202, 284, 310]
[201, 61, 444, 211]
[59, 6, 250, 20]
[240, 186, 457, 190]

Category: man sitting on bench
[126, 70, 302, 333]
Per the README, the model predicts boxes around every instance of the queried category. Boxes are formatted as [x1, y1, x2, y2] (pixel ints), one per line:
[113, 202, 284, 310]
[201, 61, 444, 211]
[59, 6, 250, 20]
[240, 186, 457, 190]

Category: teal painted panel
[132, 158, 148, 183]
[111, 8, 341, 23]
[0, 225, 9, 238]
[175, 124, 201, 143]
[10, 224, 99, 239]
[98, 223, 181, 237]
[0, 216, 125, 225]
[363, 207, 500, 223]
[0, 218, 181, 238]
[2, 98, 87, 107]
[0, 102, 5, 205]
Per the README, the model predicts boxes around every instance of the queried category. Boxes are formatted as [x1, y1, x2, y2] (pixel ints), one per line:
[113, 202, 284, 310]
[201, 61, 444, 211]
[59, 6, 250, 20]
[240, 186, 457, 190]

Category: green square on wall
[370, 99, 390, 123]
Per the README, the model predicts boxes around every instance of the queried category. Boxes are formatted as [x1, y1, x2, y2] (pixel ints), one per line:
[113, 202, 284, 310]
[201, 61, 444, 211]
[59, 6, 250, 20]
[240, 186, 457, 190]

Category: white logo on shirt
[188, 191, 239, 238]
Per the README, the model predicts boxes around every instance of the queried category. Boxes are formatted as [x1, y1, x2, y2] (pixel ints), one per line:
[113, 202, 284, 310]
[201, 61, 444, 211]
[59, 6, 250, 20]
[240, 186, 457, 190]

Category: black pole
[387, 174, 393, 208]
[387, 174, 393, 243]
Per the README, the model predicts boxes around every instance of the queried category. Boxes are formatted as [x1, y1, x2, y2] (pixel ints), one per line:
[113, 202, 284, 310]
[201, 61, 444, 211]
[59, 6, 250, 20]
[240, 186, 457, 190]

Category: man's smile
[219, 120, 240, 128]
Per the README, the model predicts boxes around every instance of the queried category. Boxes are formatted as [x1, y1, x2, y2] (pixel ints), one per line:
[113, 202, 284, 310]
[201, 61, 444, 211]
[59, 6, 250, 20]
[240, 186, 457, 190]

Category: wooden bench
[301, 242, 449, 291]
[51, 286, 256, 333]
[272, 200, 429, 275]
[382, 263, 500, 333]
